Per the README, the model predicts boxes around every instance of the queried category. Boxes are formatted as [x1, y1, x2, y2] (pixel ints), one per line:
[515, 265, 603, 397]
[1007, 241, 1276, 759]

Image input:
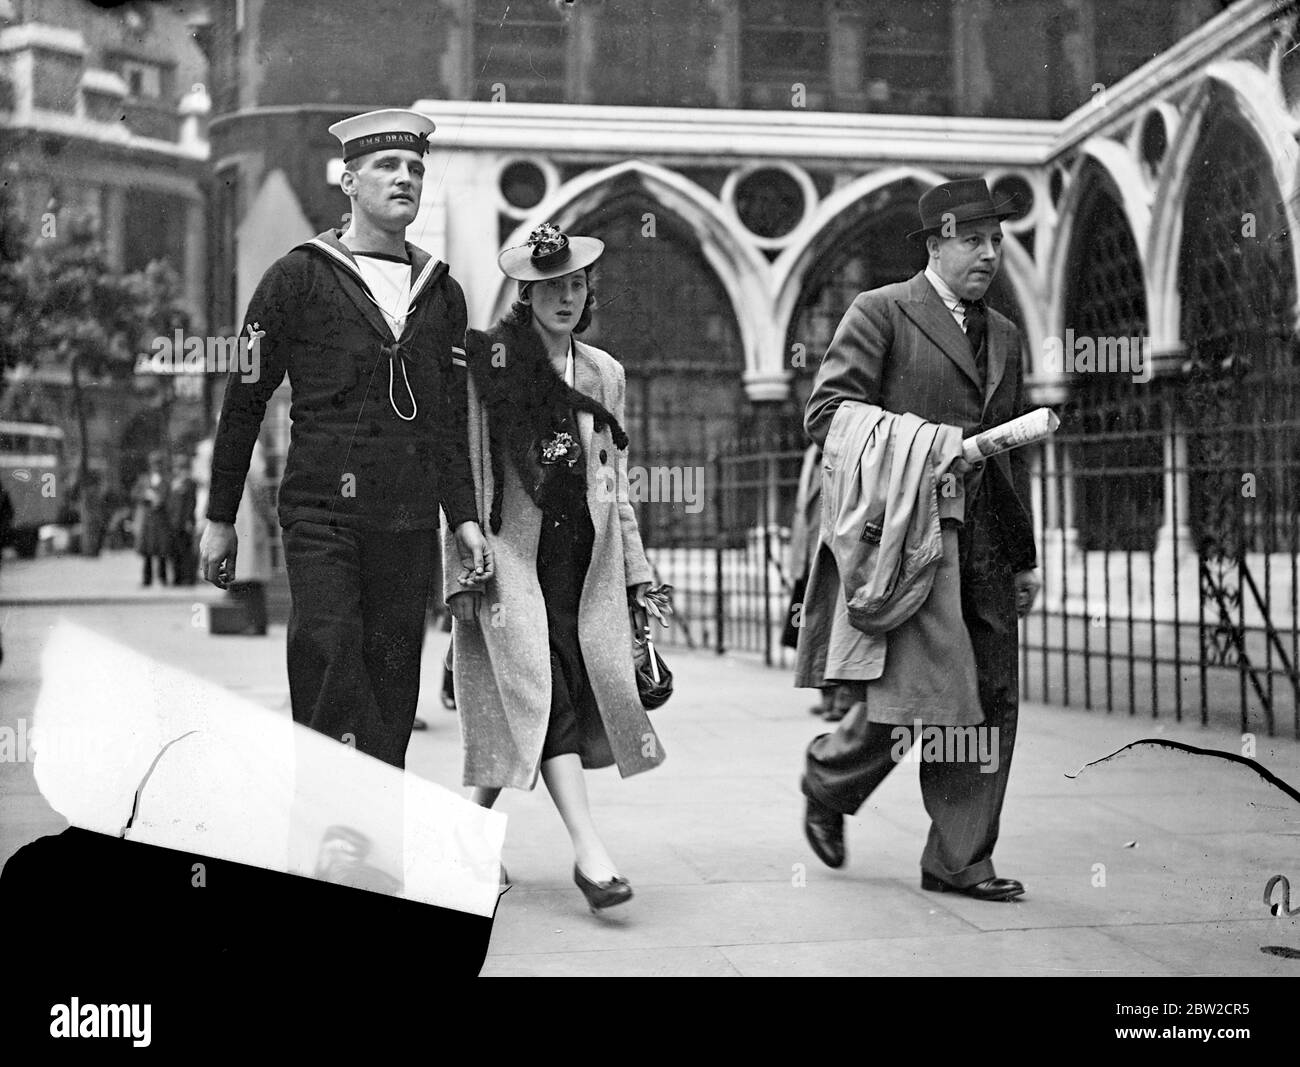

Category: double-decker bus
[0, 421, 67, 558]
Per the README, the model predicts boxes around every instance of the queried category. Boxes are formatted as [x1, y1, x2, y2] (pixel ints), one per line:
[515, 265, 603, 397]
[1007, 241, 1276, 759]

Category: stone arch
[1148, 61, 1300, 347]
[773, 166, 1044, 378]
[771, 166, 946, 336]
[1169, 73, 1298, 560]
[1053, 157, 1160, 553]
[489, 160, 773, 393]
[1045, 140, 1152, 361]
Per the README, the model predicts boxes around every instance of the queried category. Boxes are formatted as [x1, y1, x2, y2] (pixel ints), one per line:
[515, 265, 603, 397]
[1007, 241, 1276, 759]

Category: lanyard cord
[387, 348, 417, 421]
[355, 271, 417, 420]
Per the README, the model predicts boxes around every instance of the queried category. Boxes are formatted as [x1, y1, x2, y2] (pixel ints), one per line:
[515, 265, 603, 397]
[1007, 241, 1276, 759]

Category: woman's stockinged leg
[469, 786, 510, 887]
[540, 753, 618, 883]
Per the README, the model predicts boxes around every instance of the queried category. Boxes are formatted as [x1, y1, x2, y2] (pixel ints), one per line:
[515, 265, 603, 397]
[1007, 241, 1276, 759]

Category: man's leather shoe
[921, 872, 1025, 901]
[802, 788, 845, 869]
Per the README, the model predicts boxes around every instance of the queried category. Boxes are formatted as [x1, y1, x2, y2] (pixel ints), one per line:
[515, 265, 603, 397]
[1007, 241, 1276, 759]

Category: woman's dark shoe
[573, 865, 633, 912]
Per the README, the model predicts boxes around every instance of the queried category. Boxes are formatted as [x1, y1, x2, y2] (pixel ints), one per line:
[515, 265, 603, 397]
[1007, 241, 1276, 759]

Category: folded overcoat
[796, 269, 1038, 727]
[794, 401, 982, 726]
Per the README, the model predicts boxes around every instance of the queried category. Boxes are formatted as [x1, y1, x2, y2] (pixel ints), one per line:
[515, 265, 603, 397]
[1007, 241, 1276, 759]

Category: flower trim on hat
[527, 222, 568, 258]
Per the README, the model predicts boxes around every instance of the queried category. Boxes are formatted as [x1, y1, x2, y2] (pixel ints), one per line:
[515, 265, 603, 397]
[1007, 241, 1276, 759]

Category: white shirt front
[353, 254, 412, 340]
[924, 265, 969, 332]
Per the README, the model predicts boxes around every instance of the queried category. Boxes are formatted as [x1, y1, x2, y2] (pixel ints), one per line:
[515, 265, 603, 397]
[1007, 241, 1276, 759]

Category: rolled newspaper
[962, 407, 1060, 464]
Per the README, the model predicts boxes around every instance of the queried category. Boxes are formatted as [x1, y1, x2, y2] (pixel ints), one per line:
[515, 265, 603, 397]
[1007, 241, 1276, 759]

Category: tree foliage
[7, 211, 147, 385]
[0, 181, 28, 396]
[0, 207, 194, 508]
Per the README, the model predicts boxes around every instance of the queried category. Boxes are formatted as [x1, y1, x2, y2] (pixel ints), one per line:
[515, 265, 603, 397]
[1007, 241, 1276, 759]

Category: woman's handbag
[630, 584, 674, 710]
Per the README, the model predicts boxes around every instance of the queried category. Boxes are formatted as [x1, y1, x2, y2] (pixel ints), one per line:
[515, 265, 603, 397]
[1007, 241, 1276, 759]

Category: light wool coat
[442, 337, 664, 790]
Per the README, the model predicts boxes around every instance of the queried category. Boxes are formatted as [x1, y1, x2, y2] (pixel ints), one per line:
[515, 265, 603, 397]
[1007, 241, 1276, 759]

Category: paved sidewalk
[0, 548, 216, 605]
[3, 552, 1299, 976]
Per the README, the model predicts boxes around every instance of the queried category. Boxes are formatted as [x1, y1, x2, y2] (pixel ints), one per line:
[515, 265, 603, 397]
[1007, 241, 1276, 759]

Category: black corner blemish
[1066, 738, 1300, 808]
[119, 730, 200, 838]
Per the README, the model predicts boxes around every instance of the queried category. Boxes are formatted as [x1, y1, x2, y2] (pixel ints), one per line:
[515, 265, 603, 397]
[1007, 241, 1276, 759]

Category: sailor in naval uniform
[201, 109, 493, 769]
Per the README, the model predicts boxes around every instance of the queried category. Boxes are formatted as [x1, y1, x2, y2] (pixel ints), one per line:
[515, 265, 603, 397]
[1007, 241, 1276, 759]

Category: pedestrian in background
[131, 450, 172, 586]
[0, 484, 7, 666]
[193, 437, 213, 535]
[225, 436, 274, 634]
[78, 470, 106, 557]
[445, 223, 664, 913]
[0, 484, 12, 571]
[783, 441, 850, 722]
[167, 451, 198, 585]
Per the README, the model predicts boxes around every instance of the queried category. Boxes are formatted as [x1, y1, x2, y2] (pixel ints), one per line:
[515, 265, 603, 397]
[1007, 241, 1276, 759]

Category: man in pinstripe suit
[799, 179, 1041, 902]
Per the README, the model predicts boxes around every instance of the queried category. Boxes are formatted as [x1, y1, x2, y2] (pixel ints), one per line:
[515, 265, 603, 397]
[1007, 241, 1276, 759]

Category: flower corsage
[540, 429, 582, 467]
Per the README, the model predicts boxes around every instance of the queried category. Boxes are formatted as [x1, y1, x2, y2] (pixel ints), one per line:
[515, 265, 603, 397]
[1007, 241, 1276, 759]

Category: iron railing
[639, 407, 1300, 738]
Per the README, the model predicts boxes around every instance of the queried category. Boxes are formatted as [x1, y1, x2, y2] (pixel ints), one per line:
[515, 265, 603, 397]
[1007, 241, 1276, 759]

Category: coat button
[599, 449, 608, 464]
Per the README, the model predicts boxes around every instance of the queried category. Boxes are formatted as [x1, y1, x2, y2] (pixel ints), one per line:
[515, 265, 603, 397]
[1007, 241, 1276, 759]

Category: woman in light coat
[444, 223, 665, 912]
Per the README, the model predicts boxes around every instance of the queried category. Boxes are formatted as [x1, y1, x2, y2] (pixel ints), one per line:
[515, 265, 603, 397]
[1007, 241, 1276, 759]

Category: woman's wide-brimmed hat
[906, 178, 1018, 241]
[498, 223, 604, 281]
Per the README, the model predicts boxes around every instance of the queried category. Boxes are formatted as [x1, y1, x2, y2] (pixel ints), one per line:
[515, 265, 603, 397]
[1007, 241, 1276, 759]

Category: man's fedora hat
[498, 222, 604, 282]
[907, 178, 1018, 240]
[328, 108, 436, 163]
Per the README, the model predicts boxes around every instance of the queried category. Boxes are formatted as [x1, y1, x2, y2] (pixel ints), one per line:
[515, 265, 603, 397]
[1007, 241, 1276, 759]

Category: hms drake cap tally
[328, 108, 436, 163]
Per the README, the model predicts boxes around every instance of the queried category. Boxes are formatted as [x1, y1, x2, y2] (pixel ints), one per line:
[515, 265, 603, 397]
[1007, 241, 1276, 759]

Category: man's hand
[448, 591, 481, 625]
[200, 521, 238, 589]
[454, 521, 494, 588]
[1013, 569, 1041, 618]
[629, 582, 650, 608]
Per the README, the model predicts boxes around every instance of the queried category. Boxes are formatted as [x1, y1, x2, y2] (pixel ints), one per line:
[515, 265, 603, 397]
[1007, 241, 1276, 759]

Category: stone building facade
[0, 0, 210, 498]
[202, 0, 1297, 730]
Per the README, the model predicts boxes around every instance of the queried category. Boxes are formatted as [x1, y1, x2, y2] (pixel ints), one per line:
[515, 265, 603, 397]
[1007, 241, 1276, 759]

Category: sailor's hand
[455, 521, 494, 587]
[1014, 569, 1041, 618]
[199, 521, 238, 588]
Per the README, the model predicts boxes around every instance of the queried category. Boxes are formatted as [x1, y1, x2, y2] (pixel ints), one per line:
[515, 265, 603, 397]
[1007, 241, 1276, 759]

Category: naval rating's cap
[328, 108, 436, 163]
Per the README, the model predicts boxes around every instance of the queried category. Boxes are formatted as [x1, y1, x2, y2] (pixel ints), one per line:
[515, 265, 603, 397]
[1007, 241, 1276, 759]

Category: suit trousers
[803, 493, 1021, 887]
[282, 520, 436, 769]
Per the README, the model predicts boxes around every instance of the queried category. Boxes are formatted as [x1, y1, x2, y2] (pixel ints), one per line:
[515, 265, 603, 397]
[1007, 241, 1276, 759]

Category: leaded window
[577, 194, 745, 548]
[1178, 102, 1298, 559]
[1062, 176, 1161, 551]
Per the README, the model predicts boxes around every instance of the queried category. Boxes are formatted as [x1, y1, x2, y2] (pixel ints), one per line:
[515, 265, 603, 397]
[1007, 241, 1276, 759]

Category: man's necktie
[962, 298, 988, 374]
